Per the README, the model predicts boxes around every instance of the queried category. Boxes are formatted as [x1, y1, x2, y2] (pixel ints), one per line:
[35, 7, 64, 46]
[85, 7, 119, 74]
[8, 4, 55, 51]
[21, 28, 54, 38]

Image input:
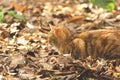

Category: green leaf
[90, 0, 115, 12]
[0, 12, 4, 23]
[0, 6, 2, 11]
[6, 11, 16, 16]
[6, 11, 25, 21]
[13, 14, 25, 21]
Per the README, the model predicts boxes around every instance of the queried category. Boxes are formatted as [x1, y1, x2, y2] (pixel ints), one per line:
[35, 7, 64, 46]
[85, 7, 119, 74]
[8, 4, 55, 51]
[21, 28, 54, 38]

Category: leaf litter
[0, 0, 120, 80]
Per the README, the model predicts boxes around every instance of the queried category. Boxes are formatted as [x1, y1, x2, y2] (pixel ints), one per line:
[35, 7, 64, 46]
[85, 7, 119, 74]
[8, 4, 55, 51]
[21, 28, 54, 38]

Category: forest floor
[0, 0, 120, 80]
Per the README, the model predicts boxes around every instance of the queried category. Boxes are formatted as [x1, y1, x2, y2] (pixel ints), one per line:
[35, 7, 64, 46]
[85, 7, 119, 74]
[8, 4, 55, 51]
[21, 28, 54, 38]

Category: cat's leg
[71, 38, 86, 59]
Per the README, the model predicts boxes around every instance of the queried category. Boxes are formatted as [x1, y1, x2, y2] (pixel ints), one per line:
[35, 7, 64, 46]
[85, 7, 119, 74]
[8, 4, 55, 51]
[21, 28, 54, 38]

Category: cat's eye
[49, 35, 58, 46]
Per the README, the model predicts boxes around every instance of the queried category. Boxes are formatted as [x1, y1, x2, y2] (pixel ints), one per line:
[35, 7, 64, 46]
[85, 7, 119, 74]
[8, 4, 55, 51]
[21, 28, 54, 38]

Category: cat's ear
[50, 25, 58, 31]
[50, 25, 62, 37]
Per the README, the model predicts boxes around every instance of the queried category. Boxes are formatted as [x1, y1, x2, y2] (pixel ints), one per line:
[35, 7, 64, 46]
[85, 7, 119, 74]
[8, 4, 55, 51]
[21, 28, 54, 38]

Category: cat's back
[75, 29, 120, 59]
[76, 29, 120, 41]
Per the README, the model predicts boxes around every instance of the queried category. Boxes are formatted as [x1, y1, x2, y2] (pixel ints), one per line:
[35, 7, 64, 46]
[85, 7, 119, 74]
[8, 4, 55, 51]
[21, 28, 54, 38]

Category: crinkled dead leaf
[115, 66, 120, 72]
[17, 36, 28, 45]
[10, 54, 25, 68]
[9, 1, 27, 12]
[26, 22, 34, 29]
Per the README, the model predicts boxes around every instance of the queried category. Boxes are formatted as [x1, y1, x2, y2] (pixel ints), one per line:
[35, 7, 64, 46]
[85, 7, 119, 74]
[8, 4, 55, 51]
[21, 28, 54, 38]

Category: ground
[0, 0, 120, 80]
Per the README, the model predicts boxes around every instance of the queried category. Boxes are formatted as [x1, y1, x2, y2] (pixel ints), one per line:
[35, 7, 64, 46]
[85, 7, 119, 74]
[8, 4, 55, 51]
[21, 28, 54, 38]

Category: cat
[48, 26, 120, 60]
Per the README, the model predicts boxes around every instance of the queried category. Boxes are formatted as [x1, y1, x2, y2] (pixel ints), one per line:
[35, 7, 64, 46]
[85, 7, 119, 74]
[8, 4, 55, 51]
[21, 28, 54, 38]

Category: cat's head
[48, 26, 72, 47]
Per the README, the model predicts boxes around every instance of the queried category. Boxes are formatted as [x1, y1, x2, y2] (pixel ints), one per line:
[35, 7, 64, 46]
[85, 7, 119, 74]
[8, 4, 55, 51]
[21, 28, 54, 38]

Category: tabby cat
[48, 26, 120, 60]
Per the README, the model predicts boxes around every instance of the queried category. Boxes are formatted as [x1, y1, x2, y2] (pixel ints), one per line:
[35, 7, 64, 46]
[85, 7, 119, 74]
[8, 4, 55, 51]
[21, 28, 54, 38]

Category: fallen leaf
[9, 1, 27, 12]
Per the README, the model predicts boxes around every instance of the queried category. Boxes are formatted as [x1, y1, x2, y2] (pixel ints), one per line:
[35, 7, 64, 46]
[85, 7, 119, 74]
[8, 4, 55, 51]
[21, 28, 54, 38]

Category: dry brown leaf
[5, 74, 13, 79]
[66, 16, 86, 23]
[10, 54, 25, 68]
[115, 66, 120, 72]
[9, 1, 27, 12]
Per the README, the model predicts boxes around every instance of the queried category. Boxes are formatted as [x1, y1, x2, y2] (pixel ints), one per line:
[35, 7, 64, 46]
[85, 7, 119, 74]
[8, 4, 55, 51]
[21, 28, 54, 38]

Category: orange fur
[48, 26, 120, 59]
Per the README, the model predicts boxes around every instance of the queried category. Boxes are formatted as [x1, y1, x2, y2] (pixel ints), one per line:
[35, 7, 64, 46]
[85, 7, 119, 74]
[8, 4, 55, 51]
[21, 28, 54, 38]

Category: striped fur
[48, 26, 120, 59]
